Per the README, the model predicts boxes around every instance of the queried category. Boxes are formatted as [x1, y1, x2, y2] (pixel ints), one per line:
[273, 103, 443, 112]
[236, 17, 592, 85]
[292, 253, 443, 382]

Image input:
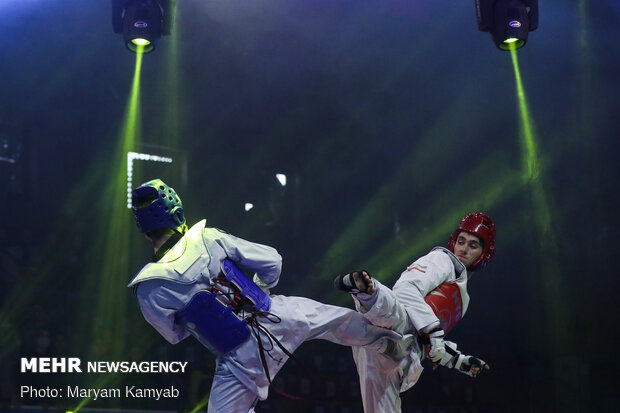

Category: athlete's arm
[393, 250, 455, 332]
[216, 231, 282, 289]
[135, 280, 193, 344]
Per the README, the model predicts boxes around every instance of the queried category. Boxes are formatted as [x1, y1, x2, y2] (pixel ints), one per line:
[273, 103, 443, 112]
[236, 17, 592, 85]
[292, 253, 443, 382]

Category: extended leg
[292, 296, 399, 348]
[352, 278, 414, 334]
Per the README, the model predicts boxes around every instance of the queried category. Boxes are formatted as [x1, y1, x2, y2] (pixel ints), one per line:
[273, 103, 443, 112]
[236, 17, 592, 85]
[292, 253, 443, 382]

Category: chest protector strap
[424, 282, 463, 335]
[174, 259, 271, 356]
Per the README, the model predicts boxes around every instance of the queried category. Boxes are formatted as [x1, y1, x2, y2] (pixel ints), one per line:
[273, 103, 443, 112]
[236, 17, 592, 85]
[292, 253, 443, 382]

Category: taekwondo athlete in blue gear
[129, 179, 409, 413]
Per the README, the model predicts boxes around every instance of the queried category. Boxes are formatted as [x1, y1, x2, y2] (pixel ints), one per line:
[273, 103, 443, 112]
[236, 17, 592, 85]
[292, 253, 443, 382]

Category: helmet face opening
[448, 212, 496, 270]
[132, 179, 187, 235]
[132, 186, 159, 208]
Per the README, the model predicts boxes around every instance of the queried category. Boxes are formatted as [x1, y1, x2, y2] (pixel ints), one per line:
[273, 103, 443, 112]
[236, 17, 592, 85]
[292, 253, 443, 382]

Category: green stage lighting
[123, 0, 161, 53]
[475, 0, 538, 50]
[502, 37, 524, 49]
[131, 38, 151, 46]
[112, 0, 176, 53]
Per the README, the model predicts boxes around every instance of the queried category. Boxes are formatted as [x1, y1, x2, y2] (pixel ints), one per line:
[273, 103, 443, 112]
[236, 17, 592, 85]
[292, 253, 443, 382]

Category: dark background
[1, 1, 619, 412]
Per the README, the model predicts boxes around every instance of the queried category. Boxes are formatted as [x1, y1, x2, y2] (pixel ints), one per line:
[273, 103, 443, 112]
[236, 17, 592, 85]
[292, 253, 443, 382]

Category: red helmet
[448, 212, 496, 270]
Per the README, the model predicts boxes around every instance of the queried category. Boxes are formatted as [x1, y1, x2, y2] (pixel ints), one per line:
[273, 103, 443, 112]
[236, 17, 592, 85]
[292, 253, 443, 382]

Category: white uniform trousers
[207, 294, 400, 412]
[352, 280, 425, 413]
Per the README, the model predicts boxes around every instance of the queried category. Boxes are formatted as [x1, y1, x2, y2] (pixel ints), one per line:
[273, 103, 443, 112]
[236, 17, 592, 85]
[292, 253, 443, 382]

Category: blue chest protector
[174, 259, 271, 356]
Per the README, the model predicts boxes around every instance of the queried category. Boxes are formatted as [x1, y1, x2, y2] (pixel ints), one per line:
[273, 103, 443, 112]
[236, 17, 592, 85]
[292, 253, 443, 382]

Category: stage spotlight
[112, 0, 175, 53]
[475, 0, 538, 50]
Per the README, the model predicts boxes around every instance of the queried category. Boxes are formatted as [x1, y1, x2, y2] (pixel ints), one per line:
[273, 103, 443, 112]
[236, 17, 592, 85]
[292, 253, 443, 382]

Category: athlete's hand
[428, 329, 450, 365]
[435, 341, 490, 377]
[454, 355, 490, 377]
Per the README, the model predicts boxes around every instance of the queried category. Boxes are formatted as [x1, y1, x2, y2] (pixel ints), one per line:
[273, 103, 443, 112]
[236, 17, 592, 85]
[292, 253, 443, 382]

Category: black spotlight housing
[112, 0, 174, 53]
[475, 0, 538, 50]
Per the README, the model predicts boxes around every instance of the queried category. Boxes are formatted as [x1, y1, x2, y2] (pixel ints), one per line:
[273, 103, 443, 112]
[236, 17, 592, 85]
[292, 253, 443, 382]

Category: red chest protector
[424, 281, 463, 335]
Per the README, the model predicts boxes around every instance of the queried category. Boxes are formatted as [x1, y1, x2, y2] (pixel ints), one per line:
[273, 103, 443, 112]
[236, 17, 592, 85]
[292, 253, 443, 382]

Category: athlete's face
[453, 232, 483, 268]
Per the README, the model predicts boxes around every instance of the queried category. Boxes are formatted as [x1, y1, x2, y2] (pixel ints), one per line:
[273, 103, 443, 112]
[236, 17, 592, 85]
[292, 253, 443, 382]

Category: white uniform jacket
[128, 220, 282, 395]
[129, 220, 399, 406]
[354, 247, 470, 393]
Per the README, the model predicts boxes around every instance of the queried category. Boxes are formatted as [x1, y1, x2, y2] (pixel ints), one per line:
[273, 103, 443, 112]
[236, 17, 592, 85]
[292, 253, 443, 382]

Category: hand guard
[428, 329, 451, 365]
[453, 354, 487, 377]
[443, 341, 488, 377]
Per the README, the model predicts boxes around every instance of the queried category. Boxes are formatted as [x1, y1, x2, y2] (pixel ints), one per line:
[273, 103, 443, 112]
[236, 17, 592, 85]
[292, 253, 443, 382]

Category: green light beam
[316, 152, 523, 306]
[70, 44, 145, 413]
[90, 43, 144, 352]
[510, 47, 539, 183]
[296, 79, 514, 299]
[91, 44, 144, 352]
[369, 163, 520, 280]
[510, 47, 578, 409]
[1, 48, 148, 367]
[67, 373, 122, 413]
[510, 48, 556, 248]
[186, 391, 211, 413]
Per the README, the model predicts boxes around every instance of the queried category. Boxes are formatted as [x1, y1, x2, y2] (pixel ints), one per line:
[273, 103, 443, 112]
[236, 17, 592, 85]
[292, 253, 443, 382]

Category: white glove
[428, 329, 452, 365]
[453, 354, 488, 377]
[443, 341, 488, 377]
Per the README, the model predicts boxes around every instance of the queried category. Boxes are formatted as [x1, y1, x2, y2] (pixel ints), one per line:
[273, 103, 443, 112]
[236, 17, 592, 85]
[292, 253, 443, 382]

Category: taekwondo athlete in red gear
[128, 179, 410, 413]
[334, 212, 496, 413]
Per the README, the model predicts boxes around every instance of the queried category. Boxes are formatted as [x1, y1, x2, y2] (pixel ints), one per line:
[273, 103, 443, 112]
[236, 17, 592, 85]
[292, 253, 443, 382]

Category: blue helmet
[132, 179, 188, 235]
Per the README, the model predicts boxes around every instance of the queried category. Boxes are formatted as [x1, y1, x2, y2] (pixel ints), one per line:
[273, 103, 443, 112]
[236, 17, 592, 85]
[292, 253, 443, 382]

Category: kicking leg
[351, 277, 413, 334]
[290, 296, 400, 350]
